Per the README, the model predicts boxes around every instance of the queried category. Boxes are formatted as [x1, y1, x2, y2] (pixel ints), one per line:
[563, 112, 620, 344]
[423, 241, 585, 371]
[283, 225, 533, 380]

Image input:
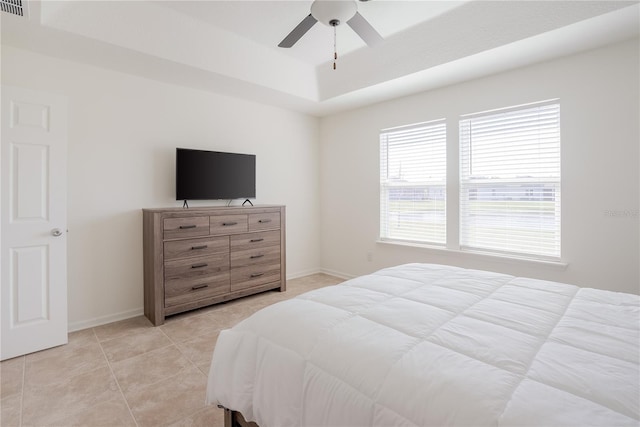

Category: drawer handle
[191, 263, 208, 269]
[258, 219, 272, 223]
[179, 225, 197, 229]
[250, 273, 264, 278]
[222, 222, 238, 226]
[250, 238, 264, 243]
[250, 254, 264, 259]
[191, 284, 209, 290]
[191, 245, 208, 250]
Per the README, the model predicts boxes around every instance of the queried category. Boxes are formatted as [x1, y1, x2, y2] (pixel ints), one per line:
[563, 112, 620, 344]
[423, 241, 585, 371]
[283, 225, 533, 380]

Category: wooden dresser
[142, 205, 286, 325]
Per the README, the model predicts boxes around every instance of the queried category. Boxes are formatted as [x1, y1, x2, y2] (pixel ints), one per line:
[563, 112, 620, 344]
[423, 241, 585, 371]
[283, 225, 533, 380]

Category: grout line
[116, 345, 185, 392]
[132, 327, 209, 426]
[161, 328, 206, 373]
[157, 326, 176, 344]
[93, 327, 139, 427]
[98, 328, 175, 362]
[102, 336, 201, 402]
[157, 317, 227, 424]
[157, 327, 212, 379]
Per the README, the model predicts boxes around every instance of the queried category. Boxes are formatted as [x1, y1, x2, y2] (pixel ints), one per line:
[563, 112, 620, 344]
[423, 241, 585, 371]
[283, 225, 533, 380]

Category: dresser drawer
[231, 245, 280, 268]
[164, 236, 229, 261]
[164, 272, 230, 308]
[230, 230, 280, 252]
[248, 212, 280, 231]
[164, 253, 229, 284]
[164, 216, 209, 240]
[210, 214, 248, 235]
[230, 263, 281, 292]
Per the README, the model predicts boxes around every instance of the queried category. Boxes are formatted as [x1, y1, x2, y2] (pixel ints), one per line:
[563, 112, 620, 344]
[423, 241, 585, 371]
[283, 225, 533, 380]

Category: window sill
[376, 239, 568, 270]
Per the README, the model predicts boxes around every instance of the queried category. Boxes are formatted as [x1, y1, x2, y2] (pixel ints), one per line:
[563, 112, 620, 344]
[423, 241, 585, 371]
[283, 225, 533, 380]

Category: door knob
[51, 228, 63, 237]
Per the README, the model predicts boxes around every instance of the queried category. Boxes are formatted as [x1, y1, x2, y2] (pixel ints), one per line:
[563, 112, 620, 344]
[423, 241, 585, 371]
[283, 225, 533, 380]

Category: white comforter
[206, 263, 640, 426]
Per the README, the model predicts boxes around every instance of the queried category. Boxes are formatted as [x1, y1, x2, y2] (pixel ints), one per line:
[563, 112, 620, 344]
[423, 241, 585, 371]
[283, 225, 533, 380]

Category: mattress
[206, 263, 640, 426]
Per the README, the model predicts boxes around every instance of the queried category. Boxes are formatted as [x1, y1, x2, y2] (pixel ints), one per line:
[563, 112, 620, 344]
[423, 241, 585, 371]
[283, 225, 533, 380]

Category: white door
[1, 86, 68, 361]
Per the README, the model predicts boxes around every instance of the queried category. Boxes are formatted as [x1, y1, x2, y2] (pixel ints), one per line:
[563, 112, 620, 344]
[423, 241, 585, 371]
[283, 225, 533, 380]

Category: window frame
[459, 100, 561, 260]
[379, 119, 447, 246]
[377, 99, 562, 264]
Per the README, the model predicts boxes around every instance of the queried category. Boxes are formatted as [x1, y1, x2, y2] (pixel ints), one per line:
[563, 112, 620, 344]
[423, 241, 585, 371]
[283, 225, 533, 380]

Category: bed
[206, 263, 640, 426]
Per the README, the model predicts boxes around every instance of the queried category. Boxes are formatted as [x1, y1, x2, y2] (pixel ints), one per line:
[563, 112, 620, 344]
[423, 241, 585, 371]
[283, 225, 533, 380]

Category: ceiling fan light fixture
[278, 0, 382, 49]
[310, 0, 357, 27]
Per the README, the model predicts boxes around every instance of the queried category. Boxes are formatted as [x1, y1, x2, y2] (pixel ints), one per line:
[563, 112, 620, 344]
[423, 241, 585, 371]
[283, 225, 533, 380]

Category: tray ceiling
[2, 1, 638, 116]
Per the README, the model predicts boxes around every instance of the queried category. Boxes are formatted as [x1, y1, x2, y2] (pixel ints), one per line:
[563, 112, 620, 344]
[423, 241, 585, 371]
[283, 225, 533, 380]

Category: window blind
[380, 120, 446, 245]
[460, 101, 561, 259]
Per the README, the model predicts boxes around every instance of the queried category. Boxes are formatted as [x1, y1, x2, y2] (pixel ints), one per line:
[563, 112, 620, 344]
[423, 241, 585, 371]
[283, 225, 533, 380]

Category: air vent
[1, 0, 25, 17]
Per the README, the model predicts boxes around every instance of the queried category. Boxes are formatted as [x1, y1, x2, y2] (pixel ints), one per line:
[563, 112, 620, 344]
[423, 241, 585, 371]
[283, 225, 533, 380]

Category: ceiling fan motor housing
[311, 0, 357, 27]
[278, 0, 382, 49]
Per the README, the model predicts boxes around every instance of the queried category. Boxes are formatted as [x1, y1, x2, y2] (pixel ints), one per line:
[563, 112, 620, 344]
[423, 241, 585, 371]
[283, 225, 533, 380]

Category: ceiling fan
[278, 0, 383, 52]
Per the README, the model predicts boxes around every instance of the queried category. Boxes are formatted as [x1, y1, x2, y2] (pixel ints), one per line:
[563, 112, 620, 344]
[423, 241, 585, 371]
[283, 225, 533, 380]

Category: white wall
[2, 37, 638, 332]
[1, 46, 322, 330]
[319, 38, 640, 295]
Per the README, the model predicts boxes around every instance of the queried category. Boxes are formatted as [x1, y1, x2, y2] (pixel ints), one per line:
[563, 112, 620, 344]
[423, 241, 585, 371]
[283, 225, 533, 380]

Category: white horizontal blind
[460, 101, 561, 259]
[380, 120, 446, 245]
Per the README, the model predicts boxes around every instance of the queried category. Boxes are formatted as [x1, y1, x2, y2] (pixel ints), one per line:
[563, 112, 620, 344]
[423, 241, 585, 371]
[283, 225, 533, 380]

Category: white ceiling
[1, 1, 639, 116]
[157, 0, 468, 66]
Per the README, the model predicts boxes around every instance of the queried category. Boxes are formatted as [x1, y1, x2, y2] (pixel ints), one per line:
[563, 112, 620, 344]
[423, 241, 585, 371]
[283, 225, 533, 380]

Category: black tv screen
[176, 148, 256, 201]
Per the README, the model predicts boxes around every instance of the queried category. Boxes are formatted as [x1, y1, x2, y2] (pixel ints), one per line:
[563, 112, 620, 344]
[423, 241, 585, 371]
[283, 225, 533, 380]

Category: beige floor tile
[22, 366, 120, 426]
[160, 312, 227, 343]
[112, 345, 193, 395]
[93, 315, 154, 342]
[0, 356, 24, 399]
[242, 291, 294, 310]
[197, 362, 212, 377]
[24, 328, 99, 364]
[53, 394, 136, 426]
[1, 394, 22, 427]
[126, 365, 208, 427]
[205, 302, 260, 330]
[101, 327, 172, 363]
[7, 273, 339, 426]
[67, 327, 101, 346]
[24, 340, 108, 390]
[227, 289, 280, 305]
[288, 274, 343, 294]
[166, 404, 225, 427]
[177, 330, 220, 367]
[163, 304, 217, 323]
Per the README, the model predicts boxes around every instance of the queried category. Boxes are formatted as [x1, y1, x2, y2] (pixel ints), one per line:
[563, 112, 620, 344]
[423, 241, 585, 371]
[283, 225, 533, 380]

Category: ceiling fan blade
[347, 11, 383, 47]
[278, 14, 318, 48]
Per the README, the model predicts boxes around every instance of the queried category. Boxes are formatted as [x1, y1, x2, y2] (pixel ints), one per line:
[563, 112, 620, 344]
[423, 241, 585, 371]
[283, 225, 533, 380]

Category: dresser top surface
[143, 205, 284, 214]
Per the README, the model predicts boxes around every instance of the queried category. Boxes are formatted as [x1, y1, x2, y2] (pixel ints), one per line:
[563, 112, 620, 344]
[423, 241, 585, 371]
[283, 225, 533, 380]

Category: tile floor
[0, 273, 343, 427]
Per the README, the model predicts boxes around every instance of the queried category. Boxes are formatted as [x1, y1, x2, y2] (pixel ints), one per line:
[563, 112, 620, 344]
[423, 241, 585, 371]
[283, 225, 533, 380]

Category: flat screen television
[176, 148, 256, 201]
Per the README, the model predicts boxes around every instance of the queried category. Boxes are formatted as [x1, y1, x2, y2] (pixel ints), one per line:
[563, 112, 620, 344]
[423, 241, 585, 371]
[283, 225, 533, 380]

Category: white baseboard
[68, 270, 354, 332]
[317, 268, 355, 280]
[68, 307, 144, 332]
[286, 268, 322, 280]
[288, 268, 355, 281]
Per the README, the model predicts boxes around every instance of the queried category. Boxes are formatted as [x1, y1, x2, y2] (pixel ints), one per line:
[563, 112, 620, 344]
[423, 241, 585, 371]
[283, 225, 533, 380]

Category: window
[460, 101, 561, 259]
[380, 120, 446, 245]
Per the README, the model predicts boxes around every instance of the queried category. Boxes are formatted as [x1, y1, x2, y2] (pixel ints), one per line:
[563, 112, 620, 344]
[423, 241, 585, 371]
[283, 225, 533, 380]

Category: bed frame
[220, 406, 259, 427]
